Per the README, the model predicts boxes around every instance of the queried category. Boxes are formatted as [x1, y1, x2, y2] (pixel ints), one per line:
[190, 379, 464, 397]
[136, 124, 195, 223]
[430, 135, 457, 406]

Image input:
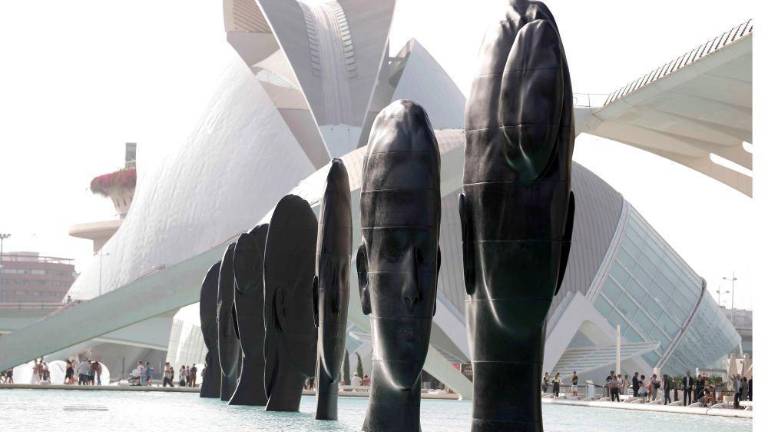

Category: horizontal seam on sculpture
[360, 189, 440, 193]
[366, 271, 437, 275]
[465, 126, 570, 133]
[474, 67, 562, 77]
[461, 180, 568, 186]
[366, 150, 439, 155]
[368, 316, 434, 321]
[466, 298, 553, 302]
[471, 360, 544, 364]
[361, 226, 438, 230]
[498, 123, 563, 127]
[474, 239, 566, 242]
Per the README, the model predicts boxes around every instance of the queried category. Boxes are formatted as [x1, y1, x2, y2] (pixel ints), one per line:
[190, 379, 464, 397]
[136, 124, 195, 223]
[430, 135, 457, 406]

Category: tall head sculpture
[229, 225, 269, 406]
[199, 261, 222, 398]
[356, 100, 441, 432]
[263, 195, 318, 411]
[314, 159, 352, 420]
[217, 242, 243, 401]
[460, 1, 575, 431]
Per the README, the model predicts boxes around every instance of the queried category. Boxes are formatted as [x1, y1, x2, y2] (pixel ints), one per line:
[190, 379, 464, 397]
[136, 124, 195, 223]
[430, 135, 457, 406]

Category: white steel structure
[577, 20, 753, 196]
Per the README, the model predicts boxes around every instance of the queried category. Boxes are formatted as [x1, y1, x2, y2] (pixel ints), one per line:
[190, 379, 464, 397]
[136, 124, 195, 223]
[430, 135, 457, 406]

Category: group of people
[541, 369, 753, 409]
[70, 359, 102, 385]
[161, 362, 198, 387]
[0, 357, 102, 385]
[0, 369, 13, 384]
[731, 374, 752, 408]
[541, 371, 577, 398]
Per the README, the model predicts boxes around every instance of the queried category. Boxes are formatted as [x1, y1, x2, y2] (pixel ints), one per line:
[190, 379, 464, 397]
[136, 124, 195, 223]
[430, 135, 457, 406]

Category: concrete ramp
[0, 245, 227, 372]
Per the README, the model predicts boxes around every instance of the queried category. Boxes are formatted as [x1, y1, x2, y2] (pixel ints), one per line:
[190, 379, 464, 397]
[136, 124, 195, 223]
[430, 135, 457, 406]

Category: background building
[724, 308, 752, 355]
[69, 143, 138, 254]
[0, 252, 76, 303]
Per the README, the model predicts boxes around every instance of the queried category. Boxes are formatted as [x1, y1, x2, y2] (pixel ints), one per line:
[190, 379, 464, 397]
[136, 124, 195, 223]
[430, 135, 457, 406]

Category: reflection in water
[0, 391, 752, 432]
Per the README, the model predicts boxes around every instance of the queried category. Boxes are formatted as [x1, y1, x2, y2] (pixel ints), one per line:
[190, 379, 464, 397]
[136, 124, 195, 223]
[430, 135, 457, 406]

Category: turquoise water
[0, 390, 751, 432]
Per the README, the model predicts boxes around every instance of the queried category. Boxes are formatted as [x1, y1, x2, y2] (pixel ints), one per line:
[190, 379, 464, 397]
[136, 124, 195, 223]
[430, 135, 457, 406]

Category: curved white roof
[577, 20, 753, 196]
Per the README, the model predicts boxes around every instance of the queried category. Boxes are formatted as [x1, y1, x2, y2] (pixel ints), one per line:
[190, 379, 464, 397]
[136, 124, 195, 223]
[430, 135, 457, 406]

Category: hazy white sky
[0, 0, 756, 309]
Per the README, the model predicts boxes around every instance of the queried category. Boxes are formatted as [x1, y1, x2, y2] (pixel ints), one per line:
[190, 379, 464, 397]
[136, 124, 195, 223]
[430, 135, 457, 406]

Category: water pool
[0, 390, 751, 432]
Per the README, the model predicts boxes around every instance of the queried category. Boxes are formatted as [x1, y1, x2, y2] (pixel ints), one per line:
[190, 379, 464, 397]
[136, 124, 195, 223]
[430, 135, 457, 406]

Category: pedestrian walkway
[542, 397, 752, 419]
[0, 383, 197, 393]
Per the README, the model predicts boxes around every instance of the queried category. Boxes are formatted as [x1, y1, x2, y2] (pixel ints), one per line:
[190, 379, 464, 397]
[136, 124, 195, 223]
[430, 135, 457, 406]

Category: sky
[0, 0, 757, 309]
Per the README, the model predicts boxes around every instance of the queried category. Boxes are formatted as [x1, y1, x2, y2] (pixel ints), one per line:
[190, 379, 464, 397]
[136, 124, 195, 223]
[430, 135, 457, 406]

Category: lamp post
[722, 273, 737, 322]
[0, 233, 10, 303]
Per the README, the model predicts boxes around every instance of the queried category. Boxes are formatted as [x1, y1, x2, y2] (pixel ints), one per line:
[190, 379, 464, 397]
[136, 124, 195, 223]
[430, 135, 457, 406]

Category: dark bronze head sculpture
[218, 242, 243, 401]
[357, 100, 441, 432]
[229, 225, 269, 406]
[460, 1, 575, 431]
[263, 195, 319, 412]
[314, 158, 352, 420]
[199, 261, 222, 398]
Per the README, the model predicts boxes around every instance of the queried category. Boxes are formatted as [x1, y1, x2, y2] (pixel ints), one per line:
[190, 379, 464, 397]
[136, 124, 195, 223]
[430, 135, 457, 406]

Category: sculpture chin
[371, 317, 431, 390]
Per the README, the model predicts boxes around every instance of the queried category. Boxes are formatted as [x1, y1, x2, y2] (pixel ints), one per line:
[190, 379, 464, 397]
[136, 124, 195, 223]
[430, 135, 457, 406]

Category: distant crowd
[542, 369, 753, 409]
[128, 361, 198, 387]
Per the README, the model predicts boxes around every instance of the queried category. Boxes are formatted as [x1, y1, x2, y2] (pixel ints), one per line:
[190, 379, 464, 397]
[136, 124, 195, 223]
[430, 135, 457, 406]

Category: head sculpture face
[229, 225, 268, 406]
[460, 1, 575, 431]
[357, 100, 441, 393]
[263, 194, 318, 412]
[314, 158, 352, 420]
[199, 261, 222, 398]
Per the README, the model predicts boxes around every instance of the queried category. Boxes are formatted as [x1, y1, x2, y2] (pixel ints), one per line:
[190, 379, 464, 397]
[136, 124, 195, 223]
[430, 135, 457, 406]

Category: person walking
[77, 359, 91, 385]
[663, 374, 671, 405]
[571, 371, 578, 397]
[632, 372, 640, 397]
[552, 373, 561, 398]
[732, 374, 742, 408]
[179, 365, 187, 387]
[610, 372, 621, 402]
[695, 374, 705, 403]
[163, 362, 174, 387]
[189, 364, 198, 387]
[683, 371, 693, 406]
[741, 377, 748, 405]
[88, 361, 97, 385]
[93, 361, 102, 385]
[650, 374, 660, 401]
[137, 361, 146, 386]
[65, 360, 75, 385]
[542, 372, 549, 393]
[638, 374, 648, 402]
[145, 362, 153, 386]
[748, 377, 752, 401]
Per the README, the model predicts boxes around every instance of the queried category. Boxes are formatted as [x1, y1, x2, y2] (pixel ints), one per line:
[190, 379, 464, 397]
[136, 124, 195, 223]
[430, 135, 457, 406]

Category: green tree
[356, 352, 364, 379]
[342, 350, 351, 385]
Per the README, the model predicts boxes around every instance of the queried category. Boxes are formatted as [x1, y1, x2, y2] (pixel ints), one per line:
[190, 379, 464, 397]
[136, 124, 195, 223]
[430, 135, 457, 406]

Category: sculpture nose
[402, 278, 420, 311]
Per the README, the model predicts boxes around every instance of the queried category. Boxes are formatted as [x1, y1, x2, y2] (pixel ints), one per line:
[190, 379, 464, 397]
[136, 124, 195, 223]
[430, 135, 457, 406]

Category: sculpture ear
[330, 265, 341, 315]
[458, 193, 476, 296]
[555, 191, 575, 297]
[231, 304, 241, 340]
[356, 244, 371, 315]
[312, 275, 319, 328]
[274, 288, 286, 331]
[434, 247, 441, 316]
[437, 246, 442, 273]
